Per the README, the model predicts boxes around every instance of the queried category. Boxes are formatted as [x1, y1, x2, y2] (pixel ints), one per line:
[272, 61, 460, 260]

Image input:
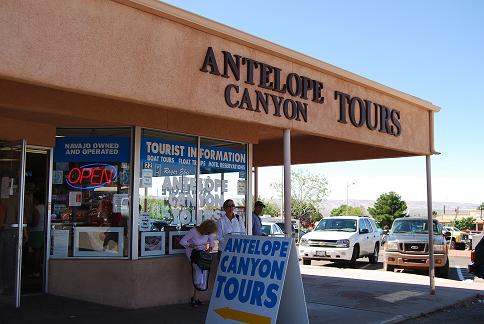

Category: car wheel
[369, 243, 379, 264]
[436, 258, 449, 278]
[302, 258, 311, 265]
[348, 245, 359, 268]
[384, 262, 395, 272]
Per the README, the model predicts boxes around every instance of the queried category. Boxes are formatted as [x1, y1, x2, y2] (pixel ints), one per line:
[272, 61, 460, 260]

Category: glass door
[0, 140, 27, 308]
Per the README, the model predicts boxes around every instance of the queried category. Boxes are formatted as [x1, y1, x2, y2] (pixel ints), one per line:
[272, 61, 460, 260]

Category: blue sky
[163, 0, 484, 205]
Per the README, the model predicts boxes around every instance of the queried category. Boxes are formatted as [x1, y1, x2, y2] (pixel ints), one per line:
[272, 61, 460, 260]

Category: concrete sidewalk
[1, 267, 483, 324]
[300, 265, 484, 323]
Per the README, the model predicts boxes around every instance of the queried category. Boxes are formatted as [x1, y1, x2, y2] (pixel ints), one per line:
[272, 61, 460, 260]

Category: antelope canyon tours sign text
[206, 235, 308, 324]
[200, 47, 402, 136]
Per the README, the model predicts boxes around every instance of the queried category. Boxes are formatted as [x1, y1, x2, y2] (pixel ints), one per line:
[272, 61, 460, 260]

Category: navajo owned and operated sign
[206, 235, 308, 324]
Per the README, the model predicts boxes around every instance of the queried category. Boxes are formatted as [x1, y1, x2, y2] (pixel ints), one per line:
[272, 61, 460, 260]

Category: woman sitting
[180, 219, 217, 307]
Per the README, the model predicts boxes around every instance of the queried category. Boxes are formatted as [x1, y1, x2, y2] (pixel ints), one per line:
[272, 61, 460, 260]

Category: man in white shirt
[217, 199, 246, 252]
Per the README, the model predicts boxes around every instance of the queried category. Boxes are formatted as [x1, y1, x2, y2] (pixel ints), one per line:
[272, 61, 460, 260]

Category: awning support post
[283, 129, 292, 238]
[254, 166, 259, 202]
[426, 155, 436, 295]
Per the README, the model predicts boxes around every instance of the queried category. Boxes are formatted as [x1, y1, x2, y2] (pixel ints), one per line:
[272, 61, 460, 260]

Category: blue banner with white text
[54, 137, 131, 162]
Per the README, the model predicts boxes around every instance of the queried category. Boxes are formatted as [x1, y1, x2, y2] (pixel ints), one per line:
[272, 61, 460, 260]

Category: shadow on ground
[1, 272, 481, 324]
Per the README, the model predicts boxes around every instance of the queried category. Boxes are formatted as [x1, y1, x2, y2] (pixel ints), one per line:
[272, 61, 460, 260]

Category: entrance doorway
[21, 148, 49, 295]
[0, 140, 50, 307]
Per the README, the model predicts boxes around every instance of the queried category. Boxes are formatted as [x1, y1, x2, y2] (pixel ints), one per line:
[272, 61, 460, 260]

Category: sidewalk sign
[206, 235, 308, 324]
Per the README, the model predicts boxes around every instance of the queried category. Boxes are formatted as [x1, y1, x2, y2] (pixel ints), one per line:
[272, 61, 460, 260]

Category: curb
[380, 294, 482, 324]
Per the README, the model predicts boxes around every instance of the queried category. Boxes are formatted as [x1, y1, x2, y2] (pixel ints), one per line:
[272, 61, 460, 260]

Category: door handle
[10, 224, 27, 228]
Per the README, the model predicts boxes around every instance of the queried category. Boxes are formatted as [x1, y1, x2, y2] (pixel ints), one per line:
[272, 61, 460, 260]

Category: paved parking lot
[301, 263, 484, 323]
[307, 249, 478, 283]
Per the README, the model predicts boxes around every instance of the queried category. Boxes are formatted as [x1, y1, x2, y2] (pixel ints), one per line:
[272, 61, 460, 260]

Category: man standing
[252, 201, 265, 236]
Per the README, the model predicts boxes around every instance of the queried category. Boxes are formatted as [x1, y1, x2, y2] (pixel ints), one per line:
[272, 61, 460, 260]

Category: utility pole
[454, 206, 459, 226]
[346, 181, 355, 215]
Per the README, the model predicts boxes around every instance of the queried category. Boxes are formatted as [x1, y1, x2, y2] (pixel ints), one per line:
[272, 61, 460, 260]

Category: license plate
[315, 251, 327, 257]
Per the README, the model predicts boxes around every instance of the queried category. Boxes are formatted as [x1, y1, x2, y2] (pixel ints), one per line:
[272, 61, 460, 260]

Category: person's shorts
[30, 231, 44, 249]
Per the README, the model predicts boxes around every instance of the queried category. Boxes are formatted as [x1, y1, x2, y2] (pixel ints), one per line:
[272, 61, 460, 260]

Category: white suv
[299, 216, 380, 267]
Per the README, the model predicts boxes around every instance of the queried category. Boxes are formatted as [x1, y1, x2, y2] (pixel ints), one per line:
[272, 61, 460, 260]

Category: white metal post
[426, 155, 435, 295]
[246, 144, 253, 235]
[254, 166, 258, 202]
[283, 129, 292, 238]
[131, 126, 141, 260]
[14, 139, 27, 308]
[44, 147, 54, 293]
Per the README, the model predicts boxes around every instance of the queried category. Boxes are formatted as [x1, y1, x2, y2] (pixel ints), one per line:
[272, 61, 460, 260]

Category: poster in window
[73, 227, 124, 257]
[68, 191, 82, 207]
[113, 194, 129, 214]
[141, 169, 153, 187]
[237, 180, 246, 195]
[52, 170, 63, 185]
[168, 231, 189, 254]
[50, 229, 69, 258]
[140, 232, 165, 256]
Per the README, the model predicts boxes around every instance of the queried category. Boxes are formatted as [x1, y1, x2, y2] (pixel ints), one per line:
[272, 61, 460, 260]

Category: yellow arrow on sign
[214, 307, 271, 324]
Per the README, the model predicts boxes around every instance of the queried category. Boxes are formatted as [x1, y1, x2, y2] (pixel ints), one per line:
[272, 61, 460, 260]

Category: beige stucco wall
[0, 0, 438, 160]
[0, 116, 55, 147]
[49, 256, 217, 308]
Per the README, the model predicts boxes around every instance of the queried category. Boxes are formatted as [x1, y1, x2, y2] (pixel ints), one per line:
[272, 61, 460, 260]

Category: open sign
[66, 163, 118, 190]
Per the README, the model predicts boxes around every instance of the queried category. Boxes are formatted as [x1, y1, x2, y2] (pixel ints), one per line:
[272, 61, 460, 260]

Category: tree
[292, 200, 322, 223]
[271, 169, 329, 221]
[455, 217, 476, 231]
[330, 204, 365, 216]
[368, 192, 407, 228]
[478, 202, 484, 210]
[259, 199, 280, 218]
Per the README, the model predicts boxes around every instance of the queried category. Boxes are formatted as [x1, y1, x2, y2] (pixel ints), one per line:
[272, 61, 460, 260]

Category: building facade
[0, 0, 439, 308]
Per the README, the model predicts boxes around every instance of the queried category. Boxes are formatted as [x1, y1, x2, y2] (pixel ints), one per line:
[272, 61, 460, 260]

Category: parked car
[275, 222, 300, 240]
[465, 230, 482, 251]
[468, 232, 484, 278]
[261, 222, 285, 237]
[383, 217, 449, 278]
[299, 216, 380, 267]
[260, 217, 300, 240]
[443, 226, 469, 250]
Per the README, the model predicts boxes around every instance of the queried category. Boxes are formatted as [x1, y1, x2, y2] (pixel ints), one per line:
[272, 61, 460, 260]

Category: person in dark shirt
[252, 201, 265, 236]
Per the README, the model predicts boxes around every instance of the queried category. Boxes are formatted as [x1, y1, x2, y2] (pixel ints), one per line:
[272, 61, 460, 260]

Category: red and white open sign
[66, 163, 118, 190]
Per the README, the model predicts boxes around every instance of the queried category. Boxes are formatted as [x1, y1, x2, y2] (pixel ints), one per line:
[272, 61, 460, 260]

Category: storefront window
[138, 130, 248, 257]
[50, 128, 132, 258]
[139, 130, 198, 257]
[199, 138, 247, 222]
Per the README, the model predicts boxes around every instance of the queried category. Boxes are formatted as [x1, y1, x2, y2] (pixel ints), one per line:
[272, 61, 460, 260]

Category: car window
[392, 219, 439, 234]
[262, 224, 271, 235]
[358, 219, 368, 232]
[363, 219, 373, 232]
[315, 219, 357, 232]
[274, 224, 283, 234]
[276, 222, 285, 231]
